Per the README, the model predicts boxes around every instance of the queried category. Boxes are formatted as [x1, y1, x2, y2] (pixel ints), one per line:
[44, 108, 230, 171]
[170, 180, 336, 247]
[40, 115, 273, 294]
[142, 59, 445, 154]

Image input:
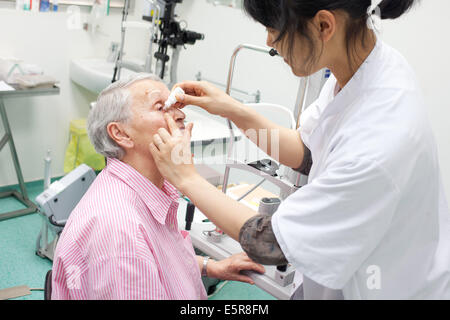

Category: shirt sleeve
[271, 157, 400, 290]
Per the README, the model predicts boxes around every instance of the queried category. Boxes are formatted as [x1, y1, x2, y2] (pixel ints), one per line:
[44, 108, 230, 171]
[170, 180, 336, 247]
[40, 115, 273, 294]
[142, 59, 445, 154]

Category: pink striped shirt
[51, 158, 207, 300]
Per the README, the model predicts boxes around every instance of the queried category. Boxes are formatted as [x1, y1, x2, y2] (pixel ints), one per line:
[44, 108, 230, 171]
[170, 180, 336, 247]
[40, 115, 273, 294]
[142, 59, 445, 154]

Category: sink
[70, 58, 138, 94]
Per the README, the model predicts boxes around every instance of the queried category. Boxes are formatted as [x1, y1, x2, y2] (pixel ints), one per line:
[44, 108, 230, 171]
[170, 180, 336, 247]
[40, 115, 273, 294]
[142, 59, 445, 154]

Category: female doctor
[149, 0, 450, 299]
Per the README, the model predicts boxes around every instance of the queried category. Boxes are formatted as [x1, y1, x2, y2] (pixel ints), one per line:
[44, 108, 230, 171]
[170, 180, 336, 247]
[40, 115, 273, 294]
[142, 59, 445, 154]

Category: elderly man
[51, 73, 265, 300]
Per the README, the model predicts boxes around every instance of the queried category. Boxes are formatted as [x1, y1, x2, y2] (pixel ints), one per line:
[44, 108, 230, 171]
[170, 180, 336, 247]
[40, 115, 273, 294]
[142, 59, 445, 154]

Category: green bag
[64, 119, 105, 173]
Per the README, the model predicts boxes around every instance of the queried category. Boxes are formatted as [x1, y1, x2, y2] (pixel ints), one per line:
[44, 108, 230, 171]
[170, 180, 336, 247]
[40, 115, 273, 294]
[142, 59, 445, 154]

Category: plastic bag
[64, 119, 105, 173]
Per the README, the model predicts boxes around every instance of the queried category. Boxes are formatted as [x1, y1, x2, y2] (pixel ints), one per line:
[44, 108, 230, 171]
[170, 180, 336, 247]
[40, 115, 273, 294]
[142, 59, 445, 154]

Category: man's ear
[107, 122, 134, 150]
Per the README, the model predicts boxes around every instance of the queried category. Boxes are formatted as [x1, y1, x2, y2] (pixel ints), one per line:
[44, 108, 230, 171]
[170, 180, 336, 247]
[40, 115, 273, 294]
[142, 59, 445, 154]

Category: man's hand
[207, 252, 265, 285]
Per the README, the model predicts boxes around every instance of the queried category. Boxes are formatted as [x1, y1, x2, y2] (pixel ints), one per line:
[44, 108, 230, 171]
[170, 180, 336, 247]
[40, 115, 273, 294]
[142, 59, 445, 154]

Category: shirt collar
[106, 158, 180, 225]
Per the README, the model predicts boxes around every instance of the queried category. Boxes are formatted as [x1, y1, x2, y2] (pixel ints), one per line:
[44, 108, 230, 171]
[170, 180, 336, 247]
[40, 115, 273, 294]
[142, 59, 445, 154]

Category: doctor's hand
[149, 114, 197, 189]
[207, 253, 266, 285]
[172, 81, 242, 118]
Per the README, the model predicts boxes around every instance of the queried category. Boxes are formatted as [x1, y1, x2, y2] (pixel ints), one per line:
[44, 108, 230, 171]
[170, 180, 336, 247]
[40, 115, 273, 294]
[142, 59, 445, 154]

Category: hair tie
[367, 0, 383, 31]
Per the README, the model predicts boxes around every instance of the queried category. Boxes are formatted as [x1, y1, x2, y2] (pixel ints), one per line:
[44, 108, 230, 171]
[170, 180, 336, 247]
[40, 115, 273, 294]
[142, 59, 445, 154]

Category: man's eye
[155, 104, 164, 111]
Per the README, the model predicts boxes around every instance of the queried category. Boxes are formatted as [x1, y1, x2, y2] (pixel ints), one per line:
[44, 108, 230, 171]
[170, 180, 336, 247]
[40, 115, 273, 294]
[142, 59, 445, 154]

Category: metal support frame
[202, 44, 304, 242]
[0, 85, 60, 221]
[35, 215, 60, 261]
[0, 98, 37, 221]
[195, 71, 261, 103]
[221, 44, 302, 197]
[113, 0, 163, 83]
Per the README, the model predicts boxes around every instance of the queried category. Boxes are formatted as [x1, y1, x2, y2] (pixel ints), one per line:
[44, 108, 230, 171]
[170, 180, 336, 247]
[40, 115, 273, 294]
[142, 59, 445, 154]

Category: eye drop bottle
[164, 87, 185, 110]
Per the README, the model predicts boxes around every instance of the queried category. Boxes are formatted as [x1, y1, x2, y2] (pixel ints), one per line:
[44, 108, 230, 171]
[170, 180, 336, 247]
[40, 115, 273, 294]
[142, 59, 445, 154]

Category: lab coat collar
[299, 72, 337, 149]
[299, 40, 383, 167]
[106, 158, 180, 225]
[320, 39, 383, 121]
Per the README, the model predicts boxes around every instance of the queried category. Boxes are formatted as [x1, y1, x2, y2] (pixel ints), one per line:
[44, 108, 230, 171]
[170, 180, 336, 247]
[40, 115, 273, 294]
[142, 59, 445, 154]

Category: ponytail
[379, 0, 416, 19]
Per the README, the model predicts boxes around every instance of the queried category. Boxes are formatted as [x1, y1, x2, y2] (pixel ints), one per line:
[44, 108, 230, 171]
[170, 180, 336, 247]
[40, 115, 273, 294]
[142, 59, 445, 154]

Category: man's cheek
[147, 114, 167, 131]
[158, 116, 171, 131]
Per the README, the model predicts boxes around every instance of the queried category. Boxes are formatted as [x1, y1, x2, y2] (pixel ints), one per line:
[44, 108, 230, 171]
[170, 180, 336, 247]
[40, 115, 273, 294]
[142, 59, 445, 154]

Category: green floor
[0, 180, 275, 300]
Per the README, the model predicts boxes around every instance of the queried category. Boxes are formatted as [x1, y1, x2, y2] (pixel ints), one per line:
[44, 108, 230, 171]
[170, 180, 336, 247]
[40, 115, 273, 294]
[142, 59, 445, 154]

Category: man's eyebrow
[145, 89, 161, 98]
[144, 89, 163, 105]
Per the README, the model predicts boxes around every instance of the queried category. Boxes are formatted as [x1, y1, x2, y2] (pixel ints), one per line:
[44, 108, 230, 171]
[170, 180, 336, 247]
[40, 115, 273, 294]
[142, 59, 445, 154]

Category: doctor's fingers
[183, 95, 207, 108]
[174, 80, 214, 97]
[163, 114, 184, 137]
[149, 142, 161, 158]
[152, 134, 164, 147]
[156, 128, 172, 143]
[174, 81, 221, 107]
[152, 134, 173, 153]
[175, 92, 211, 111]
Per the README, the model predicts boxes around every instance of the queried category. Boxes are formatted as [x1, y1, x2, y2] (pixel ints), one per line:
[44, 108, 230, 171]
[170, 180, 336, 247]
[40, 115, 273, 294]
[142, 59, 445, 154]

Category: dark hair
[379, 0, 416, 19]
[243, 0, 416, 73]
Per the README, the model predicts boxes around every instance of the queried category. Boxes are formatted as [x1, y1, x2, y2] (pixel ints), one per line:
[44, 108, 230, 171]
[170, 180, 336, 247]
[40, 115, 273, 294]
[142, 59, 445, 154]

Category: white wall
[173, 1, 301, 109]
[0, 0, 449, 201]
[0, 8, 125, 187]
[381, 1, 450, 197]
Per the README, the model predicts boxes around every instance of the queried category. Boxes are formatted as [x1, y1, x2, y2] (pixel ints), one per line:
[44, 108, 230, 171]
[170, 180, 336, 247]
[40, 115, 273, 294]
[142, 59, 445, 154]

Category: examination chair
[36, 164, 97, 261]
[44, 270, 52, 300]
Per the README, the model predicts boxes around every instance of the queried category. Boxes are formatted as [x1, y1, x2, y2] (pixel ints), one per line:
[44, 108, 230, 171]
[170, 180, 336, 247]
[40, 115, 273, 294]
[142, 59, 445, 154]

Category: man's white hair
[87, 73, 163, 160]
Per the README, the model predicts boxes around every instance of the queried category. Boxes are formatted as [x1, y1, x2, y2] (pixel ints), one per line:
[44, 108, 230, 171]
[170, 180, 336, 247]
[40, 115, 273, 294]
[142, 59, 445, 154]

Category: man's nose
[167, 107, 186, 122]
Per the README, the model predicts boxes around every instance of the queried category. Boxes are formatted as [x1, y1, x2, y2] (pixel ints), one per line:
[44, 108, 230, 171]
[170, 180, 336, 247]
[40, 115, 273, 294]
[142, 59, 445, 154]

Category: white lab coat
[272, 40, 450, 299]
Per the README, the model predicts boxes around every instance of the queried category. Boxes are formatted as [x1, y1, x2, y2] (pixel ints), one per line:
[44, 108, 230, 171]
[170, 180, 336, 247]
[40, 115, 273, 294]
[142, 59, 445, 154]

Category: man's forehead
[130, 79, 168, 98]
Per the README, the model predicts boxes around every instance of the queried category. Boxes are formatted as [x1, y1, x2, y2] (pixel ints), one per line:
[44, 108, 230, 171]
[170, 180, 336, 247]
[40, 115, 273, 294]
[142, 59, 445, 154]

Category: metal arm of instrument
[221, 44, 279, 195]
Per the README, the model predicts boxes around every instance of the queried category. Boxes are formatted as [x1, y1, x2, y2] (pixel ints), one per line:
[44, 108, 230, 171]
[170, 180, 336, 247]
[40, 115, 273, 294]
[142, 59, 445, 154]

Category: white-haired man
[51, 74, 265, 300]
